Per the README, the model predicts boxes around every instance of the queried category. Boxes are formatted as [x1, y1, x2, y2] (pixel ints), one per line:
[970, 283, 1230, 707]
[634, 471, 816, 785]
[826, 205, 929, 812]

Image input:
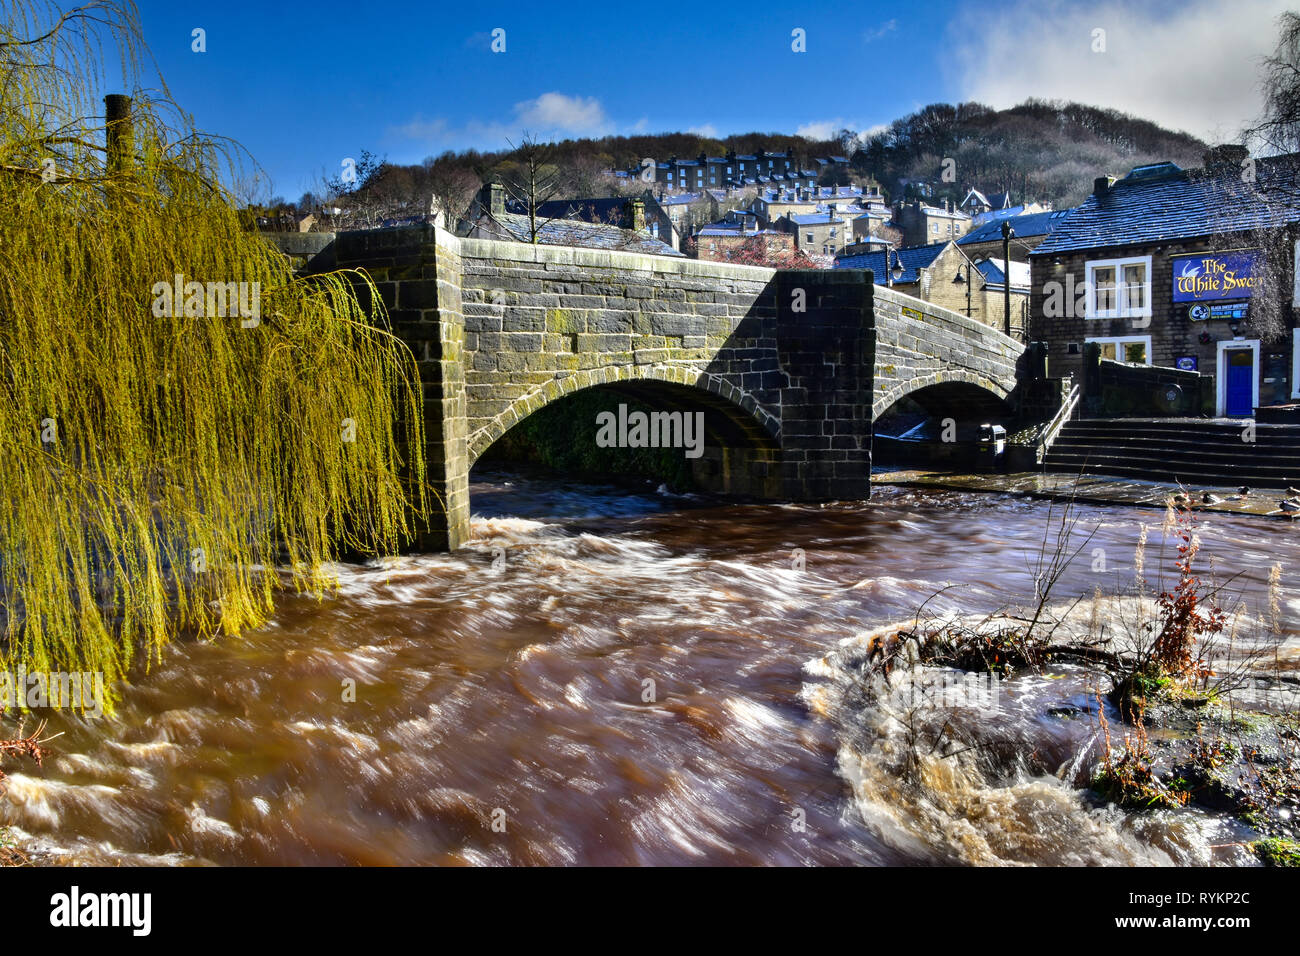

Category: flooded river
[3, 472, 1298, 865]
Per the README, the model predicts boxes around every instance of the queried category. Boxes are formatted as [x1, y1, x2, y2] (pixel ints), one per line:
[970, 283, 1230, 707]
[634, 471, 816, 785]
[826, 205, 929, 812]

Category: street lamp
[884, 248, 904, 286]
[952, 261, 974, 318]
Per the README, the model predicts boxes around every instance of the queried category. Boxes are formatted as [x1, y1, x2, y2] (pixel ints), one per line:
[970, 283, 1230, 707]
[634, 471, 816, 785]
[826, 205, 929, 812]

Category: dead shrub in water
[1109, 507, 1226, 719]
[0, 719, 48, 866]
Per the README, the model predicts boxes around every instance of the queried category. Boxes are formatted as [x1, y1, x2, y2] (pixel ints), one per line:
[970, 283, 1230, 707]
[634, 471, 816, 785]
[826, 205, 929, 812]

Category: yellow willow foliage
[0, 1, 428, 708]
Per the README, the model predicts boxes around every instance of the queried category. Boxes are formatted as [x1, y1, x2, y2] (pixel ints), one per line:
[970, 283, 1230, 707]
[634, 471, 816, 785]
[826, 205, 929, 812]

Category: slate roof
[959, 209, 1072, 245]
[533, 197, 629, 225]
[974, 257, 1032, 290]
[787, 211, 850, 225]
[1034, 155, 1300, 256]
[474, 212, 683, 256]
[916, 204, 971, 221]
[697, 224, 784, 237]
[969, 204, 1038, 227]
[833, 241, 950, 283]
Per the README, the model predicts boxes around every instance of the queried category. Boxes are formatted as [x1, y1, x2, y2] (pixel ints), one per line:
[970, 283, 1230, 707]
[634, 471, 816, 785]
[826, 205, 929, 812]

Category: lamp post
[952, 260, 974, 318]
[1001, 220, 1015, 338]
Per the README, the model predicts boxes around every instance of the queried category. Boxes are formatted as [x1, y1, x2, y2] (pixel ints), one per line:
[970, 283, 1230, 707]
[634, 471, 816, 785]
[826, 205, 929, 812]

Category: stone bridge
[325, 226, 1025, 550]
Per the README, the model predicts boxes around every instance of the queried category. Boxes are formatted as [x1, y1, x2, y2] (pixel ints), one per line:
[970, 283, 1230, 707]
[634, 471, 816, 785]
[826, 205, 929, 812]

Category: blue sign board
[1172, 249, 1262, 302]
[1188, 302, 1249, 322]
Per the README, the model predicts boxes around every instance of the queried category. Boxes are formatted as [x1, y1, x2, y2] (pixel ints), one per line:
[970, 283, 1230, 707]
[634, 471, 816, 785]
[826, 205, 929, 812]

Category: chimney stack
[1203, 144, 1249, 172]
[485, 182, 506, 218]
[1093, 175, 1116, 196]
[624, 198, 647, 232]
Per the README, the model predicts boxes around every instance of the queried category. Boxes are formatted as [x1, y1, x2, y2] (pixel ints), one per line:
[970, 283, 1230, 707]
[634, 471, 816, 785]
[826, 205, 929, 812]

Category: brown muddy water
[3, 472, 1298, 865]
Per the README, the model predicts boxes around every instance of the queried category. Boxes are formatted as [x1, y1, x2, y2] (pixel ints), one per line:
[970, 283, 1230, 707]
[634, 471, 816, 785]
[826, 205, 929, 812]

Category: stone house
[959, 187, 1014, 217]
[693, 220, 797, 263]
[1028, 148, 1300, 417]
[895, 200, 972, 246]
[834, 240, 1030, 332]
[532, 194, 678, 249]
[775, 205, 856, 256]
[461, 184, 683, 257]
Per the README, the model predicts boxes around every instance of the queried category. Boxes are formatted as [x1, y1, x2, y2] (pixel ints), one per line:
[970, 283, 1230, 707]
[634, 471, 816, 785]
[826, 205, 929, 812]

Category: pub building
[1028, 147, 1300, 417]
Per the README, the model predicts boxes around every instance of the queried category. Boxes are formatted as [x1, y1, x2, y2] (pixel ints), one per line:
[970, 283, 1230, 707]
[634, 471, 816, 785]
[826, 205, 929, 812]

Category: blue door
[1225, 348, 1254, 417]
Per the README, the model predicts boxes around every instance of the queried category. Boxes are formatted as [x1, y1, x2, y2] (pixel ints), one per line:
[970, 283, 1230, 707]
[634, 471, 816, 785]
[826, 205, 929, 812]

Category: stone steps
[1042, 418, 1300, 488]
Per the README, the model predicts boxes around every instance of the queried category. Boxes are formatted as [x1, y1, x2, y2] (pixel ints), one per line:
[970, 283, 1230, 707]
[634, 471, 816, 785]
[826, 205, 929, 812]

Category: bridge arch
[467, 364, 781, 467]
[323, 225, 1030, 550]
[872, 369, 1014, 423]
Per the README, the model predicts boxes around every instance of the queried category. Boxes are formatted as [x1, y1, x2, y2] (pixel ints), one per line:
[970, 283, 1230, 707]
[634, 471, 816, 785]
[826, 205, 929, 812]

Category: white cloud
[389, 92, 613, 152]
[391, 116, 449, 140]
[687, 123, 720, 138]
[797, 119, 879, 143]
[863, 19, 897, 42]
[948, 0, 1286, 142]
[514, 92, 609, 135]
[797, 119, 844, 141]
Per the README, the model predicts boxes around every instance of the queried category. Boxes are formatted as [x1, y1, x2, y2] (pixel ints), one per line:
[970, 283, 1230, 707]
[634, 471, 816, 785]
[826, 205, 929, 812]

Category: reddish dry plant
[1095, 694, 1189, 809]
[0, 721, 48, 786]
[1151, 512, 1223, 684]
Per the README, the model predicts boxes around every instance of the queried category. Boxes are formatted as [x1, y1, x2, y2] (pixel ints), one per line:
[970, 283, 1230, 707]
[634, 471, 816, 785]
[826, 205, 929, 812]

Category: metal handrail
[1036, 383, 1081, 464]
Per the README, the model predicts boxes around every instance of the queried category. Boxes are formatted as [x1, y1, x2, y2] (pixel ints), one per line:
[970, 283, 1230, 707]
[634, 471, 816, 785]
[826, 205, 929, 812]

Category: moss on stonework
[546, 308, 582, 334]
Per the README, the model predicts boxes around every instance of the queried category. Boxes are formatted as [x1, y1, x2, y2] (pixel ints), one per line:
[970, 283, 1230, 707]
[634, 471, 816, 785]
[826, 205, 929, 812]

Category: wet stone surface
[875, 468, 1300, 519]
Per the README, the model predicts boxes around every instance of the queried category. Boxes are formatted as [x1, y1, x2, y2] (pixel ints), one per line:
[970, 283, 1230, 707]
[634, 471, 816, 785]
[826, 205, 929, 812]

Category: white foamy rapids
[1, 773, 138, 833]
[804, 622, 1239, 866]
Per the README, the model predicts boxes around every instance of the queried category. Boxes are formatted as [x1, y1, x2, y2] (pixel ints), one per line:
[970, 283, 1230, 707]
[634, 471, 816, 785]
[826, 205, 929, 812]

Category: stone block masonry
[325, 225, 1024, 551]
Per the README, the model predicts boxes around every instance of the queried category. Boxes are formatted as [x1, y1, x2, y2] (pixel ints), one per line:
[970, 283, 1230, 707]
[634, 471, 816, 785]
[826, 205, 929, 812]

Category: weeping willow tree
[0, 1, 428, 707]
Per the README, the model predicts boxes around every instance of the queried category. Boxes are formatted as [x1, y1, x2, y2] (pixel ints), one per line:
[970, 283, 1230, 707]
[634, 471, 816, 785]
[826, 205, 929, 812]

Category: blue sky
[118, 0, 1288, 201]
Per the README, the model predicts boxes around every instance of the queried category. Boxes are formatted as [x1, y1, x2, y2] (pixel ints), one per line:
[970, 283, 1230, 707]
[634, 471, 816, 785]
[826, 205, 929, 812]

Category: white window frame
[1216, 338, 1261, 417]
[1086, 334, 1153, 365]
[1085, 255, 1153, 320]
